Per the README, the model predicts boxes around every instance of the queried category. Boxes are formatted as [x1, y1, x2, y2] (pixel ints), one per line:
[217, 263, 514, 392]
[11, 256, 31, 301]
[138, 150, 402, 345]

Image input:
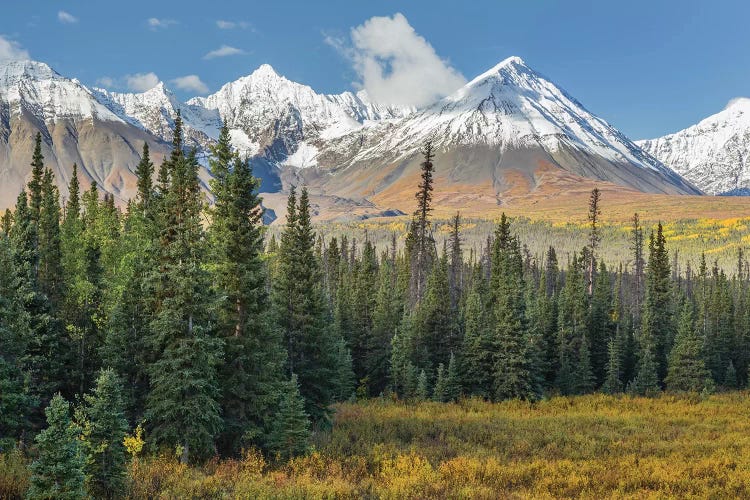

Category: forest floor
[6, 393, 749, 498]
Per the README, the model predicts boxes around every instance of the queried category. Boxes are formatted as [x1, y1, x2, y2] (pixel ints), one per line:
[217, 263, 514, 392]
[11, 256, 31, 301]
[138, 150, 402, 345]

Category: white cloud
[125, 72, 160, 92]
[0, 35, 30, 61]
[331, 13, 466, 108]
[58, 11, 78, 24]
[171, 75, 209, 94]
[216, 20, 249, 30]
[203, 45, 246, 60]
[725, 97, 750, 110]
[95, 76, 114, 88]
[147, 18, 177, 30]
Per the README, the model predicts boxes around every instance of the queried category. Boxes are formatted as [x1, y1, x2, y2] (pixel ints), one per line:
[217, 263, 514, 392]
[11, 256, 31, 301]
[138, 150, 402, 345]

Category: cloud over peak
[330, 13, 466, 108]
[0, 35, 30, 61]
[126, 72, 160, 92]
[171, 74, 209, 94]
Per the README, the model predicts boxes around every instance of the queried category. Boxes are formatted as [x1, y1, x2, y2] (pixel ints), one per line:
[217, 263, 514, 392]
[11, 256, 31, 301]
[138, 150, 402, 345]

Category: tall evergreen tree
[641, 223, 673, 383]
[272, 187, 343, 422]
[208, 125, 286, 454]
[586, 188, 601, 295]
[406, 141, 436, 304]
[266, 375, 311, 461]
[491, 218, 540, 401]
[0, 234, 33, 446]
[145, 123, 222, 463]
[27, 394, 86, 500]
[135, 142, 154, 211]
[665, 302, 714, 392]
[77, 369, 128, 499]
[459, 271, 493, 396]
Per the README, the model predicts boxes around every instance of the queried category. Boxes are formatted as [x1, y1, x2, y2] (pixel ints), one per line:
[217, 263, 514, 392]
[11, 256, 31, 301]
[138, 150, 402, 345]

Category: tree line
[1, 119, 748, 496]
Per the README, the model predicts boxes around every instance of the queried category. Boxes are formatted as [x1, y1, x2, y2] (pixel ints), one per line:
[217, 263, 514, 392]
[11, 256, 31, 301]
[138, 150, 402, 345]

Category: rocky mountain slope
[0, 60, 188, 207]
[637, 98, 750, 195]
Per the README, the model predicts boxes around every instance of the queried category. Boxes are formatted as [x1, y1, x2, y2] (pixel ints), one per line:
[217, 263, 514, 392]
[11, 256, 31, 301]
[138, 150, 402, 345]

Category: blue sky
[1, 0, 748, 139]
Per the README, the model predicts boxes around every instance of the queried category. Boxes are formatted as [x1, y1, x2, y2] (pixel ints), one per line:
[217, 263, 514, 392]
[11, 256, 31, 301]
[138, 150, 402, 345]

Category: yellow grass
[5, 393, 747, 499]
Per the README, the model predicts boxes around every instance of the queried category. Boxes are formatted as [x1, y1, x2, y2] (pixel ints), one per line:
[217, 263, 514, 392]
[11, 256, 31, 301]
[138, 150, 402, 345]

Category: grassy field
[6, 393, 750, 498]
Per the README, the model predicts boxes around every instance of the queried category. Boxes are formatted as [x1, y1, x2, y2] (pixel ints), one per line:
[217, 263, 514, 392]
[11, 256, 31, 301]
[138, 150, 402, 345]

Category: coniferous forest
[3, 114, 750, 497]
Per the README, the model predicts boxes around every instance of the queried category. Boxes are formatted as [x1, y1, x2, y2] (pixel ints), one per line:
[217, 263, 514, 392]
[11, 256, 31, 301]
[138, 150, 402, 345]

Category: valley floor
[6, 393, 749, 499]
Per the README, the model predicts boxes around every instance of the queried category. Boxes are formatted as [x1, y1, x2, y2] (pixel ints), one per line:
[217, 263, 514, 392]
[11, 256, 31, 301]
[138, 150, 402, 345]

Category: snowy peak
[465, 56, 528, 86]
[0, 59, 124, 123]
[377, 56, 665, 174]
[185, 63, 414, 161]
[637, 98, 750, 195]
[0, 60, 60, 84]
[93, 83, 221, 151]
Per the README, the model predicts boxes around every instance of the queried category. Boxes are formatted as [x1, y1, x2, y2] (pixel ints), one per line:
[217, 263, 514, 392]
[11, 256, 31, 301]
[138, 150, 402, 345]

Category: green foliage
[144, 118, 223, 463]
[266, 375, 310, 461]
[272, 187, 342, 422]
[416, 369, 429, 400]
[665, 302, 714, 393]
[27, 394, 86, 500]
[77, 369, 128, 498]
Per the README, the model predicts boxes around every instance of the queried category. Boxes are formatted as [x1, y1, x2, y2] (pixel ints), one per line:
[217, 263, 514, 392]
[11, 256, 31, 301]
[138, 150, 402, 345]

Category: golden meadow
[306, 216, 750, 275]
[4, 393, 750, 498]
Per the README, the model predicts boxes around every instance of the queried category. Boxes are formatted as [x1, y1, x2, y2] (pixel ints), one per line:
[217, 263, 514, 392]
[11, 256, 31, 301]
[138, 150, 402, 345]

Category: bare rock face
[638, 98, 750, 195]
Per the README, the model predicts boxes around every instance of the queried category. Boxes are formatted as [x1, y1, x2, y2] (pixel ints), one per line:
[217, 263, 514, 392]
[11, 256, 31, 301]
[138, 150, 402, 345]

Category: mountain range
[3, 55, 739, 221]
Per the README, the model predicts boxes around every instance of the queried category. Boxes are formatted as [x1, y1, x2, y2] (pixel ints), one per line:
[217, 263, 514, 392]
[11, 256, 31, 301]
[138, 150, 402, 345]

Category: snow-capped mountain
[0, 60, 175, 206]
[187, 64, 412, 162]
[92, 83, 221, 152]
[637, 98, 750, 195]
[0, 56, 701, 215]
[300, 56, 699, 201]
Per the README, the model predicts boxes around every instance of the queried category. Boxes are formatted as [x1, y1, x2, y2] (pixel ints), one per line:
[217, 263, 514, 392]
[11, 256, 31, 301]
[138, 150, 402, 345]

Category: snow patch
[282, 142, 319, 168]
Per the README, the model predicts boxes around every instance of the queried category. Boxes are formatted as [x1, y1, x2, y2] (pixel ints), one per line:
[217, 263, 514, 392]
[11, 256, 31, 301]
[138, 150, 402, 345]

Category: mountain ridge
[0, 56, 701, 217]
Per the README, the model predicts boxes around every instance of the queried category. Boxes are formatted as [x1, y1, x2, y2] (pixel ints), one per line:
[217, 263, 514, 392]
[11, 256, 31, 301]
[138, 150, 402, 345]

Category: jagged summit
[0, 59, 60, 83]
[638, 97, 750, 194]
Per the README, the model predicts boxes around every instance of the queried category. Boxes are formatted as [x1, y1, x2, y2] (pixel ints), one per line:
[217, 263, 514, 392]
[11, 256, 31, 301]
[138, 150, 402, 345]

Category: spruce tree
[145, 123, 222, 463]
[27, 394, 86, 500]
[266, 375, 311, 461]
[135, 142, 154, 210]
[641, 223, 673, 382]
[38, 167, 64, 308]
[665, 302, 714, 393]
[574, 334, 595, 394]
[628, 344, 660, 396]
[602, 333, 625, 394]
[416, 369, 429, 400]
[77, 369, 128, 498]
[369, 251, 402, 395]
[208, 125, 286, 454]
[0, 235, 33, 446]
[459, 273, 493, 397]
[406, 141, 436, 304]
[433, 363, 447, 402]
[444, 352, 461, 402]
[588, 262, 614, 384]
[272, 187, 343, 422]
